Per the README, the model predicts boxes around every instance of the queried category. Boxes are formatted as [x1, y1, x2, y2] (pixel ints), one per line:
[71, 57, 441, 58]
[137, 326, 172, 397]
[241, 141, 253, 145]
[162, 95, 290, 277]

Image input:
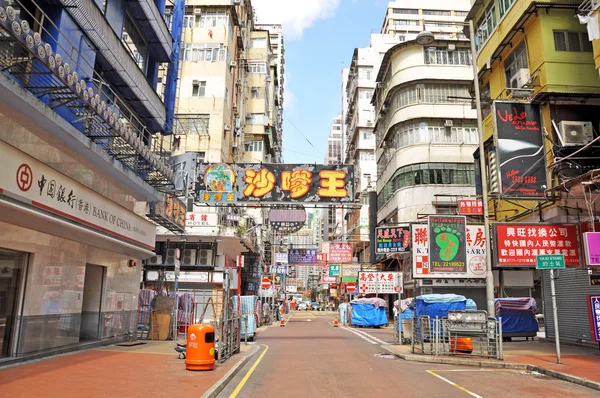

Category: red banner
[495, 224, 580, 267]
[459, 200, 483, 215]
[328, 243, 353, 264]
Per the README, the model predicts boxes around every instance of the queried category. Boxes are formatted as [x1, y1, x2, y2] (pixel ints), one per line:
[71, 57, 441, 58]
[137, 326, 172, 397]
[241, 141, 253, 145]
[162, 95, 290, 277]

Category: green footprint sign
[428, 216, 467, 273]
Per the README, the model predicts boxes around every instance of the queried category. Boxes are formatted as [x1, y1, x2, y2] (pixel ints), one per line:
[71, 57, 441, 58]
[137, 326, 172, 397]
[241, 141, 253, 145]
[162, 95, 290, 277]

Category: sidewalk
[384, 339, 600, 389]
[0, 341, 253, 398]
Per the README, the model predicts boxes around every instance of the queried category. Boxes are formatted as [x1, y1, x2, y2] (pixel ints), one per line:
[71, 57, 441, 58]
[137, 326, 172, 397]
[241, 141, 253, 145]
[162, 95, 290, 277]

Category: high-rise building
[326, 114, 343, 165]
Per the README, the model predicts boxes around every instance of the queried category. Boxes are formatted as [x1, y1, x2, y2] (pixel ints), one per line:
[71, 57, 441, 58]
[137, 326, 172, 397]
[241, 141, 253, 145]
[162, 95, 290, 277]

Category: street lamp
[413, 21, 495, 316]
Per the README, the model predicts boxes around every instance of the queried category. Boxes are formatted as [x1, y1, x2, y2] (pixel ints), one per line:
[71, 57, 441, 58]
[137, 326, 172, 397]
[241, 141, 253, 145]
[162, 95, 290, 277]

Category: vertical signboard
[588, 295, 600, 342]
[427, 216, 467, 273]
[494, 102, 547, 197]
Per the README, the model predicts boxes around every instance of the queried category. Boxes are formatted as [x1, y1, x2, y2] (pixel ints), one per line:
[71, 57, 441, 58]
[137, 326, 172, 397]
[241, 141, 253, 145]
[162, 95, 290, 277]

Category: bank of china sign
[0, 140, 156, 249]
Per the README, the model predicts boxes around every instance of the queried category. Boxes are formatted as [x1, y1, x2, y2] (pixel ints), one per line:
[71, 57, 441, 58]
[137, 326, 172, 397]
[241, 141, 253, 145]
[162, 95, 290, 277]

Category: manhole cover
[371, 353, 395, 360]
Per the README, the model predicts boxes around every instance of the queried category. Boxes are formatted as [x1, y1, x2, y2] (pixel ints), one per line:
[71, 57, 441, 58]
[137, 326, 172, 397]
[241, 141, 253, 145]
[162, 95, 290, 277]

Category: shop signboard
[412, 224, 487, 279]
[269, 207, 306, 233]
[342, 264, 360, 277]
[357, 272, 402, 294]
[328, 243, 353, 263]
[329, 264, 341, 277]
[427, 216, 467, 273]
[275, 253, 289, 264]
[375, 226, 411, 254]
[269, 265, 288, 274]
[587, 295, 600, 342]
[288, 249, 318, 265]
[322, 276, 336, 283]
[584, 232, 600, 266]
[185, 212, 218, 228]
[495, 224, 580, 267]
[196, 163, 355, 203]
[458, 200, 483, 215]
[493, 102, 547, 197]
[321, 242, 330, 255]
[0, 140, 156, 249]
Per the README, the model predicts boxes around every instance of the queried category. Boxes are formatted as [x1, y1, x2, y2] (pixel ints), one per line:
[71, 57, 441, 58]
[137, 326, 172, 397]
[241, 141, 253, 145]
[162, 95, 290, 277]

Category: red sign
[224, 256, 236, 269]
[459, 200, 483, 215]
[346, 282, 356, 293]
[495, 224, 580, 267]
[16, 163, 32, 192]
[317, 253, 328, 267]
[261, 277, 271, 289]
[328, 243, 353, 264]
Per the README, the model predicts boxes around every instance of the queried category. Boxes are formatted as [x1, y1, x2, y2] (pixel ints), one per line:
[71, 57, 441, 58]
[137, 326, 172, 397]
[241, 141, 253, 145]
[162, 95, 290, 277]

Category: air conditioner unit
[192, 79, 199, 85]
[558, 121, 594, 146]
[197, 250, 213, 266]
[146, 255, 162, 266]
[193, 8, 202, 15]
[224, 124, 231, 131]
[510, 68, 530, 89]
[230, 61, 237, 67]
[165, 249, 177, 265]
[182, 249, 197, 266]
[367, 120, 374, 127]
[448, 43, 456, 52]
[444, 120, 454, 127]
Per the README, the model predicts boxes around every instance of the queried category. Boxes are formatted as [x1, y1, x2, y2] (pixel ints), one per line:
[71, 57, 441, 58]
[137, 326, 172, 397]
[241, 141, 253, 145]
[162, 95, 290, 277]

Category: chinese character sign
[196, 163, 354, 203]
[587, 295, 600, 342]
[427, 216, 467, 273]
[495, 224, 580, 267]
[584, 232, 600, 266]
[413, 224, 487, 279]
[269, 265, 288, 274]
[458, 200, 483, 215]
[288, 249, 318, 265]
[275, 253, 289, 264]
[376, 226, 411, 254]
[328, 243, 353, 263]
[357, 272, 402, 294]
[329, 264, 341, 277]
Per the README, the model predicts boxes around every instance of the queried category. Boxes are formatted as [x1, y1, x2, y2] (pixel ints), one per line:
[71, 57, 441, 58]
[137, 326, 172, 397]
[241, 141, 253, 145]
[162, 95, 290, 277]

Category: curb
[202, 345, 261, 398]
[380, 345, 600, 392]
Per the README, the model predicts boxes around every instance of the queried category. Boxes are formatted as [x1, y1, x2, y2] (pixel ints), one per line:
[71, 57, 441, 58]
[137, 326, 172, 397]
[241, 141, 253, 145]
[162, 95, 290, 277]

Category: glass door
[0, 249, 26, 358]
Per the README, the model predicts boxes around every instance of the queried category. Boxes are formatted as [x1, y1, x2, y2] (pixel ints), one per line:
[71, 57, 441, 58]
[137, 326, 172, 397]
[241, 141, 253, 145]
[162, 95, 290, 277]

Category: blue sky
[254, 0, 386, 164]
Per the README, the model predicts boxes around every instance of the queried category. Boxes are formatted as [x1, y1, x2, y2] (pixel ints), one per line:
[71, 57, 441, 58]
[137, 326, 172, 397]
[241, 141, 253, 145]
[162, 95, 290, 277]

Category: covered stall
[350, 298, 388, 327]
[495, 298, 539, 340]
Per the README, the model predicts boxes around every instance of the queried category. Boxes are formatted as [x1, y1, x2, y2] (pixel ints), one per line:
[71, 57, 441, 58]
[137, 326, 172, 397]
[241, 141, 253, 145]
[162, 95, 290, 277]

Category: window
[362, 109, 374, 121]
[176, 115, 210, 134]
[504, 41, 528, 87]
[358, 67, 373, 80]
[424, 47, 472, 65]
[393, 9, 418, 14]
[359, 89, 373, 99]
[455, 11, 468, 17]
[183, 13, 195, 28]
[199, 11, 229, 28]
[498, 0, 516, 18]
[251, 87, 261, 99]
[248, 62, 267, 74]
[427, 21, 453, 27]
[390, 83, 471, 110]
[423, 10, 451, 16]
[192, 81, 206, 97]
[251, 37, 267, 48]
[377, 163, 475, 207]
[246, 113, 266, 125]
[360, 151, 375, 161]
[182, 44, 227, 62]
[394, 19, 420, 26]
[553, 31, 592, 52]
[476, 5, 497, 49]
[244, 141, 264, 152]
[333, 125, 341, 130]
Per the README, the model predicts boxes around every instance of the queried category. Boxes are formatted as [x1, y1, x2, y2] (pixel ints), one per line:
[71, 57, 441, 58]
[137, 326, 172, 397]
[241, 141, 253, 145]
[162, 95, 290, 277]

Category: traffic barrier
[333, 317, 339, 327]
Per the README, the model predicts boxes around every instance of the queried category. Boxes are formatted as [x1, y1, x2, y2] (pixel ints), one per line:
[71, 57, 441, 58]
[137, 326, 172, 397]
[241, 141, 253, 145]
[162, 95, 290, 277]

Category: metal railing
[579, 0, 600, 13]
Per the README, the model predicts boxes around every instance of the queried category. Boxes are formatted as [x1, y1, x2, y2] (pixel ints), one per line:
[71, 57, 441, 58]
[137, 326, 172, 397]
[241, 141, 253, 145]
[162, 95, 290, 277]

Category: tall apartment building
[0, 0, 179, 359]
[326, 114, 343, 165]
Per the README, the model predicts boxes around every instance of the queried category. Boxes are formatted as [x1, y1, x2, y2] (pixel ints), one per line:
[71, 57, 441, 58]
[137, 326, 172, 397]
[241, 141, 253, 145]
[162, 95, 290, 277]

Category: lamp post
[415, 22, 495, 316]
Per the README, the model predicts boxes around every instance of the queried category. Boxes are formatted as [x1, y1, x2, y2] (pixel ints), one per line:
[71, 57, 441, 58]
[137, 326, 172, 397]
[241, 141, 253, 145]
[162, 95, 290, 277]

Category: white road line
[340, 326, 378, 345]
[349, 328, 389, 345]
[427, 370, 484, 398]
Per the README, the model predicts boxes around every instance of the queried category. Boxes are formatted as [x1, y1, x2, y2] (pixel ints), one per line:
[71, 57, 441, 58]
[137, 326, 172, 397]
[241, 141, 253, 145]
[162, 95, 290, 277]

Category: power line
[284, 115, 325, 158]
[282, 148, 324, 160]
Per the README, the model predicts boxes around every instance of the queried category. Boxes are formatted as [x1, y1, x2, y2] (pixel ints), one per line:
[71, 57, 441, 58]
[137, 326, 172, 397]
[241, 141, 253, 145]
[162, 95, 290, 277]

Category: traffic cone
[333, 317, 339, 327]
[280, 318, 285, 327]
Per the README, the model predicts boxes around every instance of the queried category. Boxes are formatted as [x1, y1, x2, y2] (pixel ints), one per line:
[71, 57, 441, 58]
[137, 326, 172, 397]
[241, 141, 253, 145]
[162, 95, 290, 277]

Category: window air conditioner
[197, 250, 213, 266]
[224, 124, 231, 131]
[510, 68, 530, 89]
[182, 249, 197, 266]
[146, 255, 162, 266]
[444, 120, 454, 127]
[558, 121, 594, 146]
[230, 61, 237, 67]
[165, 249, 177, 265]
[194, 8, 202, 15]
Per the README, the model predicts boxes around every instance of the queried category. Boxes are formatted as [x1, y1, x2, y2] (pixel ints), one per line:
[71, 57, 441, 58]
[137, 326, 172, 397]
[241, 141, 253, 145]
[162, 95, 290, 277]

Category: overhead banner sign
[458, 200, 483, 215]
[495, 224, 580, 267]
[412, 224, 487, 279]
[328, 243, 353, 263]
[376, 226, 411, 254]
[196, 163, 355, 203]
[357, 272, 403, 294]
[269, 207, 306, 233]
[288, 249, 317, 265]
[427, 216, 467, 273]
[494, 102, 547, 198]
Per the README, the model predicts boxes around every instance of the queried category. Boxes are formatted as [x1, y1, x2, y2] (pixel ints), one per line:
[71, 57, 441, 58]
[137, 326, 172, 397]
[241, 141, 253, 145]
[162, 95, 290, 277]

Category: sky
[253, 0, 386, 164]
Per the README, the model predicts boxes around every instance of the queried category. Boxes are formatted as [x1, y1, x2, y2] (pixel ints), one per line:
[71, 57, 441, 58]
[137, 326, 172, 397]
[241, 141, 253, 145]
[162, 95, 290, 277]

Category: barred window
[392, 83, 471, 109]
[176, 115, 209, 134]
[248, 62, 267, 74]
[199, 11, 229, 28]
[424, 47, 472, 65]
[244, 141, 264, 152]
[182, 44, 226, 62]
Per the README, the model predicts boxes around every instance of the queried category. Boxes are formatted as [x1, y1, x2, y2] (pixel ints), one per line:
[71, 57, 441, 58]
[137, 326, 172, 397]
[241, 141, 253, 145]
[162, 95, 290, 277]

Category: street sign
[329, 264, 341, 277]
[346, 282, 356, 293]
[536, 254, 565, 270]
[261, 277, 271, 289]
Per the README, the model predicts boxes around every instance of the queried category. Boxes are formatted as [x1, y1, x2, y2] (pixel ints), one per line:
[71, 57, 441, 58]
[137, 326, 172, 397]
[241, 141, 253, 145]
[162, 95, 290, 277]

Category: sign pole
[397, 273, 402, 345]
[550, 269, 561, 364]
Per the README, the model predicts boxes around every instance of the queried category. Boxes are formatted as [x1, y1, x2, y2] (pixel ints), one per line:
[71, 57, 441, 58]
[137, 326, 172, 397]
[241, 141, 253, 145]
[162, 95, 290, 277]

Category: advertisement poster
[288, 249, 317, 265]
[584, 232, 600, 266]
[495, 224, 580, 267]
[357, 272, 403, 294]
[494, 102, 547, 197]
[588, 295, 600, 342]
[412, 225, 487, 279]
[328, 243, 353, 263]
[427, 216, 467, 273]
[376, 226, 411, 254]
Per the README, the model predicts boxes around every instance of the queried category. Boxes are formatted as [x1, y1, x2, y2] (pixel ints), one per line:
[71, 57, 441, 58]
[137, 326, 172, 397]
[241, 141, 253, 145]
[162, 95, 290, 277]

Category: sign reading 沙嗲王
[0, 141, 156, 249]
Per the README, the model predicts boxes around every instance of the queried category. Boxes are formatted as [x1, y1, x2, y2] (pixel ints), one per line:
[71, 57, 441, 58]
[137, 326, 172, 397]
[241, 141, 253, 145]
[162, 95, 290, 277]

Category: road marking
[229, 344, 269, 398]
[348, 328, 389, 345]
[426, 370, 483, 398]
[340, 326, 378, 344]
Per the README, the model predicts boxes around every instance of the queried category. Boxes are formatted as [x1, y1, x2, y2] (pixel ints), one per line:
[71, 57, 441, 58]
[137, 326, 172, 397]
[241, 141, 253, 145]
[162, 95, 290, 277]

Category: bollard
[280, 318, 285, 327]
[333, 317, 339, 327]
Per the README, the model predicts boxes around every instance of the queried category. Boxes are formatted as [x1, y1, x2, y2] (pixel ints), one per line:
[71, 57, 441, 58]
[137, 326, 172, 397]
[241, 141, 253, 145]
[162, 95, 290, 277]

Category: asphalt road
[218, 311, 596, 398]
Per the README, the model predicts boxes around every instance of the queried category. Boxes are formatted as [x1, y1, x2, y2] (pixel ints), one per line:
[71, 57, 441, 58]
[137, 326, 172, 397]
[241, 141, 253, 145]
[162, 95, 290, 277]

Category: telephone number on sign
[432, 261, 466, 267]
[511, 176, 537, 184]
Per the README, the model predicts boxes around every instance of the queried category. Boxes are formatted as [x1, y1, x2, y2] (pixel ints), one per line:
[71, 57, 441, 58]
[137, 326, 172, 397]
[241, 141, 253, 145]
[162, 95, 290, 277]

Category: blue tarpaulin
[495, 298, 538, 334]
[415, 294, 467, 319]
[350, 298, 388, 327]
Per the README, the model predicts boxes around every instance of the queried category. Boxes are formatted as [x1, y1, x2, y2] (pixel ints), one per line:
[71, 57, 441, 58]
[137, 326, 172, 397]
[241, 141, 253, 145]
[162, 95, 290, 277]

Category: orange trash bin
[185, 324, 216, 371]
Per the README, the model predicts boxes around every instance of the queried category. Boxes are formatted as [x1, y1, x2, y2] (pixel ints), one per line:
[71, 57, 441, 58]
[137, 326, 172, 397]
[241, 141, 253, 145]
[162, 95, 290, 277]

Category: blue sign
[288, 249, 317, 264]
[197, 190, 237, 203]
[269, 265, 288, 274]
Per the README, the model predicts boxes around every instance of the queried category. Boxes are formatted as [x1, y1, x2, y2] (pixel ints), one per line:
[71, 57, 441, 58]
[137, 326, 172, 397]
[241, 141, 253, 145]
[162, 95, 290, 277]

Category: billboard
[427, 216, 467, 273]
[458, 200, 483, 215]
[288, 249, 318, 265]
[328, 243, 353, 264]
[357, 272, 403, 294]
[412, 224, 487, 279]
[269, 207, 306, 233]
[375, 226, 411, 254]
[494, 102, 547, 197]
[494, 224, 580, 267]
[196, 163, 355, 203]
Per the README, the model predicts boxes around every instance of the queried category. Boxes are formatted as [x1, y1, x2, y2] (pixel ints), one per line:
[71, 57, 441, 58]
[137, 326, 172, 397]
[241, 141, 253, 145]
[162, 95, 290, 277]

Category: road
[218, 310, 596, 398]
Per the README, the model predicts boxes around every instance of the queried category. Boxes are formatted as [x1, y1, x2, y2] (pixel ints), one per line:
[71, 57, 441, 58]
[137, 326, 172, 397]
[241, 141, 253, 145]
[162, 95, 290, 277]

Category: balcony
[125, 0, 173, 61]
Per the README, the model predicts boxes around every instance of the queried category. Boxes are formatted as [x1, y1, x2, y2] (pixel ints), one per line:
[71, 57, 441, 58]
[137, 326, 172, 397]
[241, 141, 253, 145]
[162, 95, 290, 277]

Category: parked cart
[495, 298, 539, 341]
